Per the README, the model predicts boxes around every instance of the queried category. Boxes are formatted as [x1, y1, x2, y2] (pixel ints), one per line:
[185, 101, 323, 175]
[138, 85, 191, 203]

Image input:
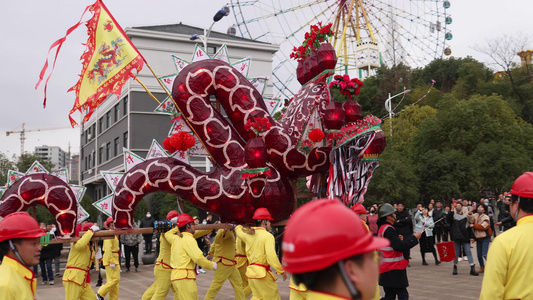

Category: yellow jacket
[0, 255, 37, 300]
[235, 235, 248, 268]
[289, 277, 307, 292]
[63, 230, 95, 285]
[102, 235, 119, 266]
[235, 225, 284, 279]
[168, 231, 214, 280]
[208, 229, 236, 266]
[480, 215, 533, 300]
[156, 227, 180, 269]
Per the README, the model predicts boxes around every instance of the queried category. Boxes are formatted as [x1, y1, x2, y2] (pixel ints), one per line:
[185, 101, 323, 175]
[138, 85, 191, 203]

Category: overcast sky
[0, 0, 531, 159]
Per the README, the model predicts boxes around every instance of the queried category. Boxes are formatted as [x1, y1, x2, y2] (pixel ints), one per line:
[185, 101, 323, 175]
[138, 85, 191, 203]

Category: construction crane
[6, 123, 72, 155]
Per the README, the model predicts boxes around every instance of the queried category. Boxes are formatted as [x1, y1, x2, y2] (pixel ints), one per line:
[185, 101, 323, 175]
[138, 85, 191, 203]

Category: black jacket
[140, 217, 155, 237]
[446, 212, 473, 243]
[393, 209, 413, 237]
[432, 208, 444, 229]
[378, 223, 418, 288]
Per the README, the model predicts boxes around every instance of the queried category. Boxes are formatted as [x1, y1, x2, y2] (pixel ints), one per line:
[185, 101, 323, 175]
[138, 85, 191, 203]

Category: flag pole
[142, 62, 215, 162]
[131, 75, 161, 105]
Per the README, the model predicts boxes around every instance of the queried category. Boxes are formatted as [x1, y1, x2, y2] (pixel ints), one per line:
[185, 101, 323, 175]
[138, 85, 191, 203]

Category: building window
[114, 104, 120, 122]
[91, 151, 95, 168]
[114, 137, 119, 156]
[106, 111, 110, 128]
[88, 154, 91, 169]
[98, 118, 103, 134]
[84, 156, 88, 171]
[207, 46, 216, 55]
[123, 96, 128, 116]
[123, 131, 128, 149]
[106, 142, 111, 160]
[98, 147, 103, 164]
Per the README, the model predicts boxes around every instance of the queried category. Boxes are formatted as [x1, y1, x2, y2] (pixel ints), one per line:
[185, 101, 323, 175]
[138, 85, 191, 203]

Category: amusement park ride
[230, 0, 453, 98]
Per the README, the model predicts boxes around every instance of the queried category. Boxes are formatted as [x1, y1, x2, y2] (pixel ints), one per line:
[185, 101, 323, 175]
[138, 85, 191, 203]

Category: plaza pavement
[35, 243, 483, 300]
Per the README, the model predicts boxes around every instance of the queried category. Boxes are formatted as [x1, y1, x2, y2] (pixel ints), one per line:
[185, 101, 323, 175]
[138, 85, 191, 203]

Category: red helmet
[166, 210, 179, 220]
[177, 214, 194, 227]
[80, 222, 94, 232]
[253, 207, 274, 221]
[105, 217, 114, 226]
[282, 199, 389, 274]
[0, 212, 47, 243]
[510, 172, 533, 198]
[351, 203, 368, 214]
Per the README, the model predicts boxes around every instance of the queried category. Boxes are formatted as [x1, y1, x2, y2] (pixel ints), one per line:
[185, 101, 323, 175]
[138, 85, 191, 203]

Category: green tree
[16, 153, 55, 173]
[382, 105, 437, 152]
[80, 195, 100, 223]
[134, 198, 150, 222]
[0, 152, 16, 185]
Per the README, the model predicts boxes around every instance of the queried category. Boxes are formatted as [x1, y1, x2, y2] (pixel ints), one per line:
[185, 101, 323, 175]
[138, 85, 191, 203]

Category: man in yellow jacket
[167, 213, 216, 300]
[63, 221, 99, 300]
[97, 217, 120, 300]
[481, 172, 533, 300]
[235, 207, 287, 300]
[142, 210, 181, 300]
[205, 228, 246, 300]
[0, 212, 47, 300]
[283, 199, 390, 300]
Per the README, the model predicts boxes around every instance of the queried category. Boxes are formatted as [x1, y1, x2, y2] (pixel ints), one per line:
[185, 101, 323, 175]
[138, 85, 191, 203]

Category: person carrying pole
[97, 217, 120, 300]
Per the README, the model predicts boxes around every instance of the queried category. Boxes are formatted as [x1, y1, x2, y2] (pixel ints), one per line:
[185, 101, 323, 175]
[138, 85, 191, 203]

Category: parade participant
[204, 228, 246, 300]
[63, 221, 100, 300]
[377, 203, 421, 300]
[97, 217, 120, 300]
[235, 233, 252, 298]
[480, 172, 533, 300]
[352, 203, 380, 300]
[235, 207, 287, 300]
[167, 213, 216, 300]
[283, 199, 389, 300]
[120, 224, 142, 272]
[446, 202, 478, 276]
[142, 210, 180, 300]
[0, 212, 46, 299]
[140, 212, 155, 254]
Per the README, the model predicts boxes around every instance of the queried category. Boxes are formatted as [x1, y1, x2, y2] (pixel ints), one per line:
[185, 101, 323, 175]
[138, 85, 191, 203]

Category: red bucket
[436, 241, 456, 262]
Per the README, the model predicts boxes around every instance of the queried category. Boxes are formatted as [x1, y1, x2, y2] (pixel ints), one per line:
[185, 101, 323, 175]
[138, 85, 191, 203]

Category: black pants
[124, 245, 139, 270]
[382, 287, 409, 300]
[144, 235, 153, 254]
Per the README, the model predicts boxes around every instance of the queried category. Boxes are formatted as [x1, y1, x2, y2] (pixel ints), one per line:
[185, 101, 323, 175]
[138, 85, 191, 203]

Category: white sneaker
[198, 268, 206, 274]
[463, 256, 467, 260]
[458, 257, 463, 262]
[42, 281, 48, 285]
[49, 281, 54, 285]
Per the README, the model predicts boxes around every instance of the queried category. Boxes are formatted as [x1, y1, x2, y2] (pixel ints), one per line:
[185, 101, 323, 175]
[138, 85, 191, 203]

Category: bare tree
[473, 33, 531, 103]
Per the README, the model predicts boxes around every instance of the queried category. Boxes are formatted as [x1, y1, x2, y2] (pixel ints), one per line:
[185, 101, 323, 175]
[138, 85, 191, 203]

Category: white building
[34, 145, 67, 168]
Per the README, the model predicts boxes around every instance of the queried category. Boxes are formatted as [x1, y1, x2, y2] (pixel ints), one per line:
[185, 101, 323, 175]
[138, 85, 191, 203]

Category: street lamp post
[384, 89, 411, 138]
[190, 6, 230, 51]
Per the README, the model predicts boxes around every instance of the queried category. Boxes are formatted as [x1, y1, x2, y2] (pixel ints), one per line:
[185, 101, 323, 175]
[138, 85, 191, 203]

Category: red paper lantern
[245, 138, 268, 169]
[318, 43, 337, 70]
[323, 102, 345, 131]
[364, 130, 386, 157]
[309, 51, 320, 79]
[308, 128, 325, 143]
[296, 60, 306, 85]
[344, 100, 362, 123]
[170, 131, 196, 151]
[162, 137, 176, 153]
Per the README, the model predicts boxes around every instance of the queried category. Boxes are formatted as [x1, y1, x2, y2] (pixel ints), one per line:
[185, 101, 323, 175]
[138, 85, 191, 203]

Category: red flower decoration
[308, 128, 325, 143]
[162, 137, 176, 153]
[329, 75, 364, 102]
[290, 22, 334, 61]
[170, 131, 196, 151]
[245, 117, 272, 135]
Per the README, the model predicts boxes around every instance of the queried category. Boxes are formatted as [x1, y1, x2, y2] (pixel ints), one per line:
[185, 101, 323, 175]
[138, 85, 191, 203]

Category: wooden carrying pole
[48, 223, 235, 244]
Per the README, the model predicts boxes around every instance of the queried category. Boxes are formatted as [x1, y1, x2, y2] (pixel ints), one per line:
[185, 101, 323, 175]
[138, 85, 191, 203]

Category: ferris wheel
[230, 0, 452, 99]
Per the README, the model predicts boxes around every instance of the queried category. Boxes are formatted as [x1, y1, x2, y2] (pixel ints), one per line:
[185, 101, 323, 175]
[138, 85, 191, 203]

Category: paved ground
[35, 243, 484, 300]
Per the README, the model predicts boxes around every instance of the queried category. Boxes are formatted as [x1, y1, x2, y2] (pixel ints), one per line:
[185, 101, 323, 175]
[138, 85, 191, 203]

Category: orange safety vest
[377, 224, 409, 274]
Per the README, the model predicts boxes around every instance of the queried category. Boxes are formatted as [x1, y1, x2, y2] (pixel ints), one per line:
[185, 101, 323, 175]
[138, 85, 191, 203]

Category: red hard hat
[510, 172, 533, 198]
[177, 213, 194, 227]
[253, 207, 274, 221]
[105, 217, 114, 226]
[81, 222, 94, 232]
[282, 199, 389, 274]
[166, 210, 179, 220]
[351, 203, 368, 214]
[0, 212, 47, 243]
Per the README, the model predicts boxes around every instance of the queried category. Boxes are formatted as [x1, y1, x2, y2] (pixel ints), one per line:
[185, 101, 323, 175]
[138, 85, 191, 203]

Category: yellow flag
[68, 0, 144, 126]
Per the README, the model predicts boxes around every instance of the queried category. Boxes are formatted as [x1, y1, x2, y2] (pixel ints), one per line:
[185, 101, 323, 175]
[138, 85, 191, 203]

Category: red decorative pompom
[162, 138, 176, 153]
[170, 131, 196, 151]
[308, 128, 325, 143]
